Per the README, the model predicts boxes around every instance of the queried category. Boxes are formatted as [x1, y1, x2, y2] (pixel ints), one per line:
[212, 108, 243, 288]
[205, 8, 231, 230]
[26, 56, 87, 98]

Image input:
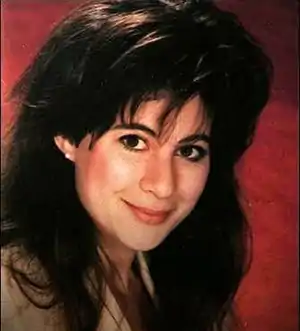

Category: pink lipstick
[123, 200, 171, 225]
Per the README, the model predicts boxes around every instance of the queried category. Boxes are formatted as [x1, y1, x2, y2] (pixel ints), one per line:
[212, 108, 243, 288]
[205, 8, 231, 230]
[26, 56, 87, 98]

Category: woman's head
[2, 1, 272, 330]
[54, 95, 210, 252]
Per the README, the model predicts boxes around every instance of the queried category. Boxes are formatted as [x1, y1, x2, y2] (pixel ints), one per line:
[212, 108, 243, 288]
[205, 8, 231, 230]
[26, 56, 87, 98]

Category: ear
[54, 135, 77, 162]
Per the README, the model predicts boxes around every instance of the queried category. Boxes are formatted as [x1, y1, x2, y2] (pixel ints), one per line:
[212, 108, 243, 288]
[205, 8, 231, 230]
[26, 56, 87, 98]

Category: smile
[123, 200, 172, 225]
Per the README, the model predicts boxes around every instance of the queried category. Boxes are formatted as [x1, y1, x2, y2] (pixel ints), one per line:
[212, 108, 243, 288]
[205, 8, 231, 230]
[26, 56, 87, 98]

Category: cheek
[75, 145, 143, 199]
[100, 151, 145, 192]
[179, 162, 210, 207]
[74, 150, 102, 206]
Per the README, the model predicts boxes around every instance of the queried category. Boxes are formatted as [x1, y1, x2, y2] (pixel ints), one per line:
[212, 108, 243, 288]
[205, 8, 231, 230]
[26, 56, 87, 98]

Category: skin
[54, 95, 211, 288]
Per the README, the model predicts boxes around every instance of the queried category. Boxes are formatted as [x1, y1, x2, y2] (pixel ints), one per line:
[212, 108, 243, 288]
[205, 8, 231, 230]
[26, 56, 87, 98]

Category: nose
[139, 154, 176, 199]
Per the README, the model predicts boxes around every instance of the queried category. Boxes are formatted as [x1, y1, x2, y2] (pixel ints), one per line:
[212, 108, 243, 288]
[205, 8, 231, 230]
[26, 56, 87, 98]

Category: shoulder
[1, 248, 24, 319]
[1, 263, 26, 331]
[1, 249, 64, 331]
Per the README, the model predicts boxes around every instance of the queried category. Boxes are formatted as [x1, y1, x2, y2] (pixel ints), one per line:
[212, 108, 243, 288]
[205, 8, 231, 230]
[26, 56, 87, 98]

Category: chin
[124, 235, 167, 252]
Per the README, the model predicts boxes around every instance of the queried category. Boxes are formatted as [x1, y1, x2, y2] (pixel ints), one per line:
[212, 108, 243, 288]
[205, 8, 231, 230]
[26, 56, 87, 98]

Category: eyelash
[119, 134, 148, 151]
[119, 134, 208, 162]
[176, 145, 208, 162]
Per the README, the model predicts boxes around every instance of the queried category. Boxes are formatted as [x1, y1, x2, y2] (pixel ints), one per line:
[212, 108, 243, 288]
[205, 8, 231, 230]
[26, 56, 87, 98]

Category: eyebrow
[112, 123, 210, 143]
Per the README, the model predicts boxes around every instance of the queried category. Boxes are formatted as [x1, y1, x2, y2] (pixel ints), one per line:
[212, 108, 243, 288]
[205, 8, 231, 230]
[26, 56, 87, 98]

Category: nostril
[139, 159, 176, 199]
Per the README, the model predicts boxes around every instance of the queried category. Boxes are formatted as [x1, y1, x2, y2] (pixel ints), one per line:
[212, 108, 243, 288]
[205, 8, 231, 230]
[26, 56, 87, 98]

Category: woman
[1, 0, 272, 330]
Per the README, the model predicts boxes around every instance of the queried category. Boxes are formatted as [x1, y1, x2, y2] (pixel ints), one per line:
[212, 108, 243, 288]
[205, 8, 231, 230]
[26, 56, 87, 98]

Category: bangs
[120, 90, 211, 135]
[90, 87, 211, 147]
[86, 30, 214, 145]
[76, 14, 216, 145]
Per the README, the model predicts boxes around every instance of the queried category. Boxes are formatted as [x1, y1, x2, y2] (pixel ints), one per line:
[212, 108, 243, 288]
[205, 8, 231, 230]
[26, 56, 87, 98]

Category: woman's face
[58, 96, 210, 251]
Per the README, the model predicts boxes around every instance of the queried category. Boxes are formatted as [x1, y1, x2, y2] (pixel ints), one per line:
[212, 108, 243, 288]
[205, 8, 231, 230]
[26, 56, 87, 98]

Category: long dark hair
[1, 0, 272, 330]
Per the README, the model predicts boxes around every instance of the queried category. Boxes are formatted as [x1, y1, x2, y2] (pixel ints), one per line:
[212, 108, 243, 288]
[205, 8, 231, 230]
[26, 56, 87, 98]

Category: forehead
[121, 95, 210, 137]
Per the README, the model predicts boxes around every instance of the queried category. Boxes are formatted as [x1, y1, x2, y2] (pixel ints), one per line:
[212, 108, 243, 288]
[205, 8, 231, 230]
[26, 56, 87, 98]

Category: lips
[123, 200, 172, 225]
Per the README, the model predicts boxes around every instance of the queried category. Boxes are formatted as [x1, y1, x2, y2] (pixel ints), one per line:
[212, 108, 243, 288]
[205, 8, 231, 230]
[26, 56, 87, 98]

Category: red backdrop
[1, 1, 298, 331]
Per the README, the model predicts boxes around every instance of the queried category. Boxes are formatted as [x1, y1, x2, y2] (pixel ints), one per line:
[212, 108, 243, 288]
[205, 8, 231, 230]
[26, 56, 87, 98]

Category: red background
[1, 1, 298, 331]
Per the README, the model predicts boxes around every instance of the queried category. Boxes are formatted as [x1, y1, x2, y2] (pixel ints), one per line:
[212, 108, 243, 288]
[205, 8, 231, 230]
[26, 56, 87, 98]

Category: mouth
[123, 200, 172, 225]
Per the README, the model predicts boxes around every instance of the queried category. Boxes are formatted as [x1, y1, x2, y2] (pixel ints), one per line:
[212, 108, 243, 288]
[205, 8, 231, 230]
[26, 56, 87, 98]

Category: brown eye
[119, 135, 147, 151]
[177, 145, 208, 162]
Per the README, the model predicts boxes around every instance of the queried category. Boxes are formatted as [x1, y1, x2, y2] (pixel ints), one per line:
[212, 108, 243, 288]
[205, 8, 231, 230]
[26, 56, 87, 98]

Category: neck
[100, 234, 136, 292]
